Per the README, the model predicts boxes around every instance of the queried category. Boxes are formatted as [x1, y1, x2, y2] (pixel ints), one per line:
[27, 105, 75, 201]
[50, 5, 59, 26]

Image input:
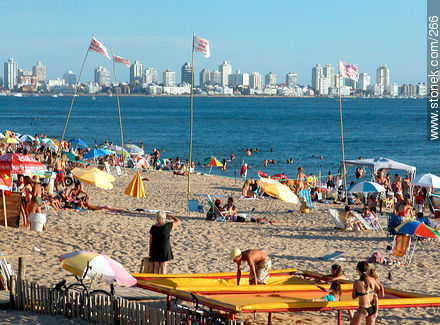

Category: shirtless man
[54, 154, 66, 190]
[230, 248, 271, 285]
[375, 170, 387, 213]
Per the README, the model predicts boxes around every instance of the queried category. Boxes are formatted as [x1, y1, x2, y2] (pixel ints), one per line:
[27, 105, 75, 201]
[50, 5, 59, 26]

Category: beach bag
[368, 252, 384, 264]
[236, 214, 246, 222]
[139, 257, 154, 273]
[206, 208, 216, 221]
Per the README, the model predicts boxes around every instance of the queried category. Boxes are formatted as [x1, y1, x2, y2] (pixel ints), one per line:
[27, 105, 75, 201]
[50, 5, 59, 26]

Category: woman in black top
[149, 211, 181, 274]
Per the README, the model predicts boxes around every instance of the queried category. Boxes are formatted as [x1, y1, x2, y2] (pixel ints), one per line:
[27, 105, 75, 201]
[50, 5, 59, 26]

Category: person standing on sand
[149, 211, 181, 274]
[54, 154, 66, 190]
[230, 248, 271, 285]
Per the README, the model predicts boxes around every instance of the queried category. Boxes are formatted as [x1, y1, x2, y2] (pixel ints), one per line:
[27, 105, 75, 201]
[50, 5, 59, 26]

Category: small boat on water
[52, 94, 58, 98]
[13, 93, 23, 97]
[92, 96, 96, 100]
[58, 93, 64, 97]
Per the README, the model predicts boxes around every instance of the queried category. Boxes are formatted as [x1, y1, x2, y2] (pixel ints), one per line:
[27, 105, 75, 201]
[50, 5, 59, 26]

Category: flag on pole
[193, 35, 210, 58]
[88, 36, 111, 60]
[113, 54, 130, 67]
[338, 60, 359, 81]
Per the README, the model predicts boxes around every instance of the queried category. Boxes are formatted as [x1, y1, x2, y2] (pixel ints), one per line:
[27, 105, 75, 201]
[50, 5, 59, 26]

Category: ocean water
[0, 95, 434, 179]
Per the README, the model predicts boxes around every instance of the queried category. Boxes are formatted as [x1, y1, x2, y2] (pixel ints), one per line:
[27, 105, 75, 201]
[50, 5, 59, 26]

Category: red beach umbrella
[0, 153, 46, 174]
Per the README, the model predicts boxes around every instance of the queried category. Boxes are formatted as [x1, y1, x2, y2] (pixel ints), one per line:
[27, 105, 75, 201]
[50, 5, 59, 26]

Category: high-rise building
[249, 72, 263, 90]
[219, 61, 232, 87]
[311, 64, 323, 92]
[130, 60, 144, 85]
[376, 65, 390, 95]
[94, 66, 111, 85]
[265, 72, 277, 86]
[388, 83, 399, 97]
[228, 70, 249, 87]
[181, 62, 193, 85]
[163, 69, 176, 86]
[63, 71, 76, 85]
[211, 70, 221, 85]
[199, 69, 211, 87]
[319, 77, 330, 95]
[4, 58, 18, 89]
[144, 67, 158, 84]
[323, 64, 335, 88]
[32, 62, 46, 84]
[344, 78, 356, 89]
[417, 83, 428, 97]
[286, 72, 298, 88]
[357, 73, 370, 91]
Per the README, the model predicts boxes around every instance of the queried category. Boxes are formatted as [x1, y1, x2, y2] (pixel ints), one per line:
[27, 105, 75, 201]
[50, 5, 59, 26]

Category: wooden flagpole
[187, 31, 195, 200]
[338, 60, 348, 204]
[112, 53, 125, 166]
[1, 190, 7, 228]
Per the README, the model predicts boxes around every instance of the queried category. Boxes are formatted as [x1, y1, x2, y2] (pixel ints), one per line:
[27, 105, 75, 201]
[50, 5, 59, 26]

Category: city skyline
[0, 1, 425, 85]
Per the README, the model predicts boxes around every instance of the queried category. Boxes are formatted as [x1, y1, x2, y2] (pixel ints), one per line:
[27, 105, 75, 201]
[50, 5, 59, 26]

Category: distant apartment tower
[163, 69, 176, 86]
[181, 62, 193, 85]
[323, 64, 335, 87]
[210, 70, 221, 85]
[286, 72, 298, 88]
[265, 72, 277, 86]
[32, 61, 46, 84]
[228, 70, 249, 87]
[311, 64, 323, 92]
[357, 73, 370, 91]
[417, 83, 428, 97]
[388, 83, 399, 97]
[4, 58, 18, 89]
[376, 65, 390, 95]
[94, 66, 111, 85]
[219, 61, 232, 87]
[249, 72, 263, 90]
[199, 69, 211, 87]
[63, 71, 76, 85]
[144, 67, 158, 84]
[130, 60, 144, 85]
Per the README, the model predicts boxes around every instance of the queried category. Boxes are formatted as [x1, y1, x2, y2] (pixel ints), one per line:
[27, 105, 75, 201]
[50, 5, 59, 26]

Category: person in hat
[230, 248, 271, 286]
[28, 175, 43, 215]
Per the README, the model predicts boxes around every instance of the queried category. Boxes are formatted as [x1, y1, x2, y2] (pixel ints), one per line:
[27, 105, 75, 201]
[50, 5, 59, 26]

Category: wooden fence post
[18, 257, 26, 280]
[9, 275, 16, 309]
[112, 296, 120, 325]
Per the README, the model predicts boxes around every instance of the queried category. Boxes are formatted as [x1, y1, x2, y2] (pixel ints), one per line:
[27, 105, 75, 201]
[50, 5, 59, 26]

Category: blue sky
[1, 1, 426, 85]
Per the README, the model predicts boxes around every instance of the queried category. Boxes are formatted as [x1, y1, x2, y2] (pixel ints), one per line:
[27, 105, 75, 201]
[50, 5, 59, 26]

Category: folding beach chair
[329, 208, 349, 230]
[188, 199, 204, 217]
[207, 195, 229, 221]
[428, 196, 440, 218]
[389, 234, 416, 265]
[299, 189, 315, 209]
[354, 212, 384, 233]
[353, 212, 373, 231]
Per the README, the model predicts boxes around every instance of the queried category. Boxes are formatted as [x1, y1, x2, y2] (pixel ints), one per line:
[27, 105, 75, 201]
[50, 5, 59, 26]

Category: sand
[1, 169, 440, 324]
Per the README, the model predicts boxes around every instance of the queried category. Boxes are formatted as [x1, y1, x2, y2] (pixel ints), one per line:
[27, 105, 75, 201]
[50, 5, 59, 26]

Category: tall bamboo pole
[338, 60, 348, 204]
[187, 31, 195, 200]
[112, 54, 125, 166]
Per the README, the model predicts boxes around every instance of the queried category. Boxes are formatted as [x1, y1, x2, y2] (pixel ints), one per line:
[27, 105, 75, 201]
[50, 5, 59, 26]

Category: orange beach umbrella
[125, 172, 145, 198]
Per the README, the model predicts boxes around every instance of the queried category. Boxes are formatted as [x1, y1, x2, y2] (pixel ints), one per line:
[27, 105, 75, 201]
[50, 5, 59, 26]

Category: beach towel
[320, 251, 346, 261]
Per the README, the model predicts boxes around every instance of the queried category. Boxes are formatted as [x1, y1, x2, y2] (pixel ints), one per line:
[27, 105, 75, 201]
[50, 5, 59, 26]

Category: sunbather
[313, 282, 342, 302]
[223, 197, 237, 221]
[316, 264, 346, 283]
[340, 206, 365, 231]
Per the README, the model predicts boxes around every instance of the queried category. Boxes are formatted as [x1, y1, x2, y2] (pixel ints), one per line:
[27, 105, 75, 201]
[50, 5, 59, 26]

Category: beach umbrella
[134, 156, 150, 169]
[0, 133, 4, 139]
[348, 181, 386, 193]
[125, 144, 144, 155]
[19, 134, 35, 142]
[258, 177, 299, 204]
[69, 138, 89, 148]
[125, 172, 146, 198]
[40, 138, 54, 144]
[59, 251, 137, 287]
[396, 220, 440, 239]
[83, 149, 112, 160]
[71, 167, 115, 190]
[271, 173, 289, 180]
[0, 137, 19, 144]
[411, 173, 440, 189]
[0, 153, 46, 174]
[42, 142, 59, 152]
[204, 156, 222, 167]
[61, 151, 83, 163]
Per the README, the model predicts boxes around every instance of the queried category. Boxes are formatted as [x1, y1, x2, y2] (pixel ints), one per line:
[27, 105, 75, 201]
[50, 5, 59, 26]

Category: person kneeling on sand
[230, 248, 271, 285]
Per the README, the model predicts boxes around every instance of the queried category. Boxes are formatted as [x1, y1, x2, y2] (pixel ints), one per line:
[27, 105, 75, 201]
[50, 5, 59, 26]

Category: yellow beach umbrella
[258, 177, 299, 204]
[0, 137, 19, 144]
[71, 167, 115, 190]
[125, 172, 145, 198]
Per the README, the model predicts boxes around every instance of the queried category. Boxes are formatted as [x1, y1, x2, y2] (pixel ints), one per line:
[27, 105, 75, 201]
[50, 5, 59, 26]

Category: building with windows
[286, 72, 298, 88]
[219, 61, 232, 87]
[163, 69, 176, 86]
[265, 72, 277, 86]
[94, 66, 111, 85]
[323, 64, 335, 88]
[144, 67, 158, 84]
[249, 72, 263, 90]
[181, 62, 193, 85]
[228, 70, 249, 87]
[311, 64, 323, 92]
[130, 60, 144, 85]
[376, 65, 390, 95]
[4, 58, 18, 89]
[63, 71, 76, 85]
[357, 73, 370, 91]
[211, 70, 221, 85]
[199, 69, 211, 87]
[32, 62, 46, 84]
[388, 83, 399, 97]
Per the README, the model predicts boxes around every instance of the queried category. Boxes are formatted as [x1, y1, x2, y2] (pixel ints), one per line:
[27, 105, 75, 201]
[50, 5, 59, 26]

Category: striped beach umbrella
[204, 156, 222, 167]
[348, 181, 386, 193]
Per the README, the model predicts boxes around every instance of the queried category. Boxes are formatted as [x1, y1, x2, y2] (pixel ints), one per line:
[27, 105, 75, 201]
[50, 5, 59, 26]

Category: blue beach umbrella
[83, 149, 112, 160]
[69, 138, 89, 148]
[348, 181, 386, 193]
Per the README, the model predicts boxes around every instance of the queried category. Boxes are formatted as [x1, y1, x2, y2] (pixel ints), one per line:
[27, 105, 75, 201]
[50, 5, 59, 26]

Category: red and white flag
[338, 60, 359, 81]
[88, 36, 111, 60]
[113, 54, 130, 67]
[193, 35, 210, 58]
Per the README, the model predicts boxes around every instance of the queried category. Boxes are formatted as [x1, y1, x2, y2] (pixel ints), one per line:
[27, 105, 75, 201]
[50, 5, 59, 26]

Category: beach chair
[427, 196, 440, 218]
[353, 212, 373, 231]
[104, 162, 112, 175]
[389, 234, 415, 265]
[299, 189, 315, 208]
[329, 208, 350, 230]
[207, 195, 229, 221]
[188, 199, 204, 217]
[354, 212, 384, 233]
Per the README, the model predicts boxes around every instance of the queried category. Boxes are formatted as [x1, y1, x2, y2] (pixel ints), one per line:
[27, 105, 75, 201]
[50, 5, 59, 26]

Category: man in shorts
[230, 248, 271, 285]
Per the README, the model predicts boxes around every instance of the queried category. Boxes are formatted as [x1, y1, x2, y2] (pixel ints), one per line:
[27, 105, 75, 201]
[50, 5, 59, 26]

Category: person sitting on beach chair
[206, 195, 229, 221]
[223, 197, 237, 221]
[340, 206, 365, 231]
[230, 248, 271, 285]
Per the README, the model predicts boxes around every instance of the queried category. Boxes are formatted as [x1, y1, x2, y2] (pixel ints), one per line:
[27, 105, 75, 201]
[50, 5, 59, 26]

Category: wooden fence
[9, 276, 239, 325]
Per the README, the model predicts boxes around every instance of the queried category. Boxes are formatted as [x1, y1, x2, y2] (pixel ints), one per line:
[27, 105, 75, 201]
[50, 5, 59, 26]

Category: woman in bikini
[397, 198, 414, 218]
[350, 261, 384, 325]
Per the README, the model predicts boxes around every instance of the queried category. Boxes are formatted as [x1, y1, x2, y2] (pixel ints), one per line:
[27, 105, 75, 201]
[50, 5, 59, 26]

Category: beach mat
[320, 251, 346, 261]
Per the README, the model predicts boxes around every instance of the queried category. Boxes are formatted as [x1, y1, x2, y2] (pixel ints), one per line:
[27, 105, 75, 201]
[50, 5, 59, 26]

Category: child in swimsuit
[313, 282, 342, 302]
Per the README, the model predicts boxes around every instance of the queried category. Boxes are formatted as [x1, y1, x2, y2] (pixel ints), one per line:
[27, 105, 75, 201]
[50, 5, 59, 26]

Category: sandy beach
[1, 170, 440, 324]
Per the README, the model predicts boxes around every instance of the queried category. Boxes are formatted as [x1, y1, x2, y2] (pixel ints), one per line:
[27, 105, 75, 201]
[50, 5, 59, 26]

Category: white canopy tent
[344, 157, 416, 179]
